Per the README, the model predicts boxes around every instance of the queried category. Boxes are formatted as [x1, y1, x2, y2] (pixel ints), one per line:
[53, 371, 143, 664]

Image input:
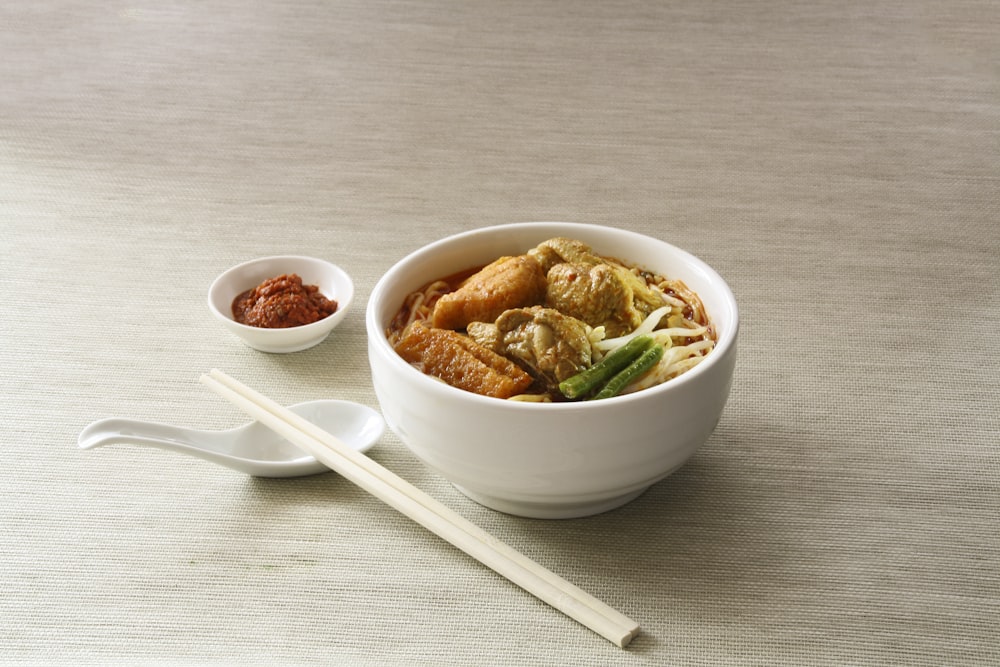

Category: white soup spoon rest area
[78, 400, 385, 478]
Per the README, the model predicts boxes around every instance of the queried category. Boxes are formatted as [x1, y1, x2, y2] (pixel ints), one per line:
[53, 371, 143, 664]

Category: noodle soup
[366, 222, 738, 518]
[386, 237, 716, 402]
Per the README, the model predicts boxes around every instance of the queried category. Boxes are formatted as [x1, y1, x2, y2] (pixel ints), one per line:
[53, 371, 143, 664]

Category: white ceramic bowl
[208, 255, 353, 353]
[366, 223, 738, 519]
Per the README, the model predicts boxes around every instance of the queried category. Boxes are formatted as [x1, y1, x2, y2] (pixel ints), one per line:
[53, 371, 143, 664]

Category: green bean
[559, 335, 653, 400]
[590, 344, 664, 400]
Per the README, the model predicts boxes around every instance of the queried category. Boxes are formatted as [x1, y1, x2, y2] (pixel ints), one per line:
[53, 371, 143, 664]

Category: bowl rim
[208, 254, 354, 334]
[366, 221, 738, 411]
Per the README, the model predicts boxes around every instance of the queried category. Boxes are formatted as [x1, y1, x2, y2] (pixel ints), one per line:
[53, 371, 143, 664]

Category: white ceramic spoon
[78, 400, 384, 478]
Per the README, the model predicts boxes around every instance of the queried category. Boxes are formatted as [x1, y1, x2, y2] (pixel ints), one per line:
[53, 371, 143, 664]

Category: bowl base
[452, 484, 649, 519]
[238, 334, 331, 354]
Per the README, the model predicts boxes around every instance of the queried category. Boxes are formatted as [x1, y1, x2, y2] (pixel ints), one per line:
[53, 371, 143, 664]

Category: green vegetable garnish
[558, 335, 654, 400]
[590, 344, 664, 400]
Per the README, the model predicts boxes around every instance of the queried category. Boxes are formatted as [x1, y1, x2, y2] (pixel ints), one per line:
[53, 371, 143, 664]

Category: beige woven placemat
[2, 0, 997, 664]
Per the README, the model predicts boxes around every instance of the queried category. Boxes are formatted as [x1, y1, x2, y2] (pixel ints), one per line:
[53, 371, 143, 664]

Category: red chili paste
[232, 273, 338, 328]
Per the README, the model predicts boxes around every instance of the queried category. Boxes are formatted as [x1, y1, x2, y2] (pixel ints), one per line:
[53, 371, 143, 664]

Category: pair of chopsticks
[200, 369, 640, 648]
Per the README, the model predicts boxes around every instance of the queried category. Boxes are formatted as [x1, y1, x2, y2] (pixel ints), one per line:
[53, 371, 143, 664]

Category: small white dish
[208, 255, 353, 353]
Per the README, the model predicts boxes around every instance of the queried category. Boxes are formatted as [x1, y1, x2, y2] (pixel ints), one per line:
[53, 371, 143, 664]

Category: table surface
[3, 1, 998, 665]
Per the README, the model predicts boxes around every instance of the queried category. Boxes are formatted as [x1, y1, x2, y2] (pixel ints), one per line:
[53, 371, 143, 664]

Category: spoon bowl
[78, 400, 384, 477]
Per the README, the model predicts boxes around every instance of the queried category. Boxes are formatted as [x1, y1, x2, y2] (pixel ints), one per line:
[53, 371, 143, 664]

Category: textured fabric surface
[2, 1, 998, 664]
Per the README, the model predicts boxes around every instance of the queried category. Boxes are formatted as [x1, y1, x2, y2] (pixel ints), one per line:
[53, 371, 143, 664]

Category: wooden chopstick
[200, 369, 640, 648]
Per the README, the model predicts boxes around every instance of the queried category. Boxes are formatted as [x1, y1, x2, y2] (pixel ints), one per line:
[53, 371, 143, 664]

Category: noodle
[390, 280, 450, 345]
[508, 394, 552, 403]
[621, 339, 715, 394]
[587, 325, 608, 361]
[649, 326, 709, 345]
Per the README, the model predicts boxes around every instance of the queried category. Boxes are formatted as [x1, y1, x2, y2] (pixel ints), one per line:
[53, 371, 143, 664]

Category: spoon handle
[78, 417, 266, 477]
[77, 418, 202, 451]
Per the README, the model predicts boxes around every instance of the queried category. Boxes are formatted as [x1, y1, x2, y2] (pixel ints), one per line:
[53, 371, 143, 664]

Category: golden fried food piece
[431, 254, 546, 330]
[393, 322, 533, 399]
